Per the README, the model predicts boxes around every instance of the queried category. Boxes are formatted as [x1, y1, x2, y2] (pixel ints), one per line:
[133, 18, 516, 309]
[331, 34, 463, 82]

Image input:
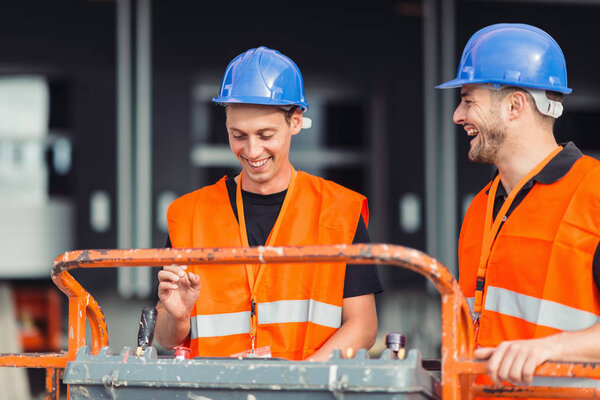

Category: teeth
[466, 128, 479, 136]
[248, 158, 269, 168]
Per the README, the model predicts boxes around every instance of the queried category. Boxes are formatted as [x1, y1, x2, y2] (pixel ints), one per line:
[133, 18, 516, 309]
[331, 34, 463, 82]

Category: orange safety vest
[167, 170, 368, 360]
[459, 154, 600, 393]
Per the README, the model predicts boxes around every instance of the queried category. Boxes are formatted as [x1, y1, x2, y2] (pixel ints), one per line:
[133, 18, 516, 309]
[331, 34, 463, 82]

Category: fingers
[159, 265, 196, 286]
[493, 341, 533, 384]
[158, 265, 195, 295]
[482, 340, 552, 385]
[474, 347, 495, 360]
[158, 265, 200, 290]
[187, 270, 201, 289]
[521, 354, 540, 384]
[158, 281, 179, 291]
[502, 348, 528, 383]
[159, 265, 187, 281]
[486, 343, 508, 385]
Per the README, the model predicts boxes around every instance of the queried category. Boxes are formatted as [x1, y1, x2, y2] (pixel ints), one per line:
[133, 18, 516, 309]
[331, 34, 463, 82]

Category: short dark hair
[283, 106, 300, 125]
[224, 104, 300, 126]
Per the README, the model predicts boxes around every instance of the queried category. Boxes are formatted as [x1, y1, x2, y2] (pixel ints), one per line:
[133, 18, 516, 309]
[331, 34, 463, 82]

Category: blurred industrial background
[1, 0, 599, 397]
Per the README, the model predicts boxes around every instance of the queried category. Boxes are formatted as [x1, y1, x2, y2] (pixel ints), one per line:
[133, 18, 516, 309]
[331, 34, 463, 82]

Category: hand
[157, 265, 201, 320]
[474, 337, 559, 385]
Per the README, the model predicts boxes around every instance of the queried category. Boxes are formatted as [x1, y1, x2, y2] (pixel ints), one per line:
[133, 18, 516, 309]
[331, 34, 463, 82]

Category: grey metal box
[64, 346, 441, 399]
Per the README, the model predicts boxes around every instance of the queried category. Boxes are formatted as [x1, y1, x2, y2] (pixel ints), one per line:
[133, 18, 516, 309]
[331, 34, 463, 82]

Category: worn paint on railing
[0, 352, 67, 368]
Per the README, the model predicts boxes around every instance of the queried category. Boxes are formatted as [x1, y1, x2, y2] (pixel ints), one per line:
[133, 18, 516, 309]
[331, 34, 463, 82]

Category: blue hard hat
[436, 23, 571, 94]
[212, 46, 309, 111]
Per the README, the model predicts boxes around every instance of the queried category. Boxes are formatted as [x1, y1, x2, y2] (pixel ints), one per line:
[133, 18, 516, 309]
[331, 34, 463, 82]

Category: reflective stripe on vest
[258, 299, 342, 328]
[531, 377, 600, 388]
[485, 286, 600, 332]
[191, 311, 251, 338]
[190, 299, 342, 339]
[466, 296, 475, 313]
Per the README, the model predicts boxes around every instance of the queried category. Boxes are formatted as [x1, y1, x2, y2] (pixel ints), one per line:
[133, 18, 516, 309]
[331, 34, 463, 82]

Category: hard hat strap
[301, 117, 312, 130]
[525, 88, 564, 118]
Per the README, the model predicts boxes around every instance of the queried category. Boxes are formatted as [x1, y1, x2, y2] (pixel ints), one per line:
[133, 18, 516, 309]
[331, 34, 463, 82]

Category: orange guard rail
[0, 244, 599, 399]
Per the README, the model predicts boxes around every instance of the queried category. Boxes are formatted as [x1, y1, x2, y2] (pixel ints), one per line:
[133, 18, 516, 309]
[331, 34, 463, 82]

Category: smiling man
[154, 47, 381, 361]
[437, 24, 600, 388]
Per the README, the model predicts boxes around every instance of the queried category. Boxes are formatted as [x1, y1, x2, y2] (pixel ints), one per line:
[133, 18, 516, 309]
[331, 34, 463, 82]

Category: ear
[290, 108, 303, 135]
[506, 91, 528, 120]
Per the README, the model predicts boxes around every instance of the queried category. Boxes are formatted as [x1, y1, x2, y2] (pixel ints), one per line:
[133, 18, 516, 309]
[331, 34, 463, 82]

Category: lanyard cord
[473, 146, 563, 322]
[235, 164, 298, 350]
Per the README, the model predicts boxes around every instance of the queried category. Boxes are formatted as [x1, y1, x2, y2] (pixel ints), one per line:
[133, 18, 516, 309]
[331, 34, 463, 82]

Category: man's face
[453, 85, 507, 164]
[226, 104, 301, 194]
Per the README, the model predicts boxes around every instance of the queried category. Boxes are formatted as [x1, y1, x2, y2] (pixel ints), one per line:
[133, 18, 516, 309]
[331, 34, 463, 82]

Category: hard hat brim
[212, 96, 309, 112]
[435, 78, 572, 94]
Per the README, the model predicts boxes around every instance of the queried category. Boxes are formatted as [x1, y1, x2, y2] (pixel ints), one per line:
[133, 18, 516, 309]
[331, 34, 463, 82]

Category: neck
[496, 138, 559, 194]
[236, 164, 292, 195]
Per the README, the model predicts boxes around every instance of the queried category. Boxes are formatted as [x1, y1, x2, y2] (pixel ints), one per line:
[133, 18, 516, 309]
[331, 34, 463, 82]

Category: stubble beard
[468, 109, 506, 164]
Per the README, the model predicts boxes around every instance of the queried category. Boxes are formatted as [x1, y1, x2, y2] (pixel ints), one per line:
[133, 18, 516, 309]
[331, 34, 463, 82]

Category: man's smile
[244, 156, 271, 169]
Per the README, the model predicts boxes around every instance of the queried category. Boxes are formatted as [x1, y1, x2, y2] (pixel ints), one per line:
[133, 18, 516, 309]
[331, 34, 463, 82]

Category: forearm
[307, 294, 378, 361]
[308, 316, 377, 361]
[546, 322, 600, 362]
[154, 301, 191, 349]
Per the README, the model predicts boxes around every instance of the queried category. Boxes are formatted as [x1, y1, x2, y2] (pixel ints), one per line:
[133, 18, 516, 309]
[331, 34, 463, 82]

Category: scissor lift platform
[1, 244, 600, 399]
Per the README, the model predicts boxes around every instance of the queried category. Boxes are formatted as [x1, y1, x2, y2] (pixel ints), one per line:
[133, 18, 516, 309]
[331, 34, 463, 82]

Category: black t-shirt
[166, 176, 382, 298]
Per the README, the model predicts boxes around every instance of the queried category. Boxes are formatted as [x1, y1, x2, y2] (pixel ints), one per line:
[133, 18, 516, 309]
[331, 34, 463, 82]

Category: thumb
[474, 347, 495, 360]
[188, 271, 201, 289]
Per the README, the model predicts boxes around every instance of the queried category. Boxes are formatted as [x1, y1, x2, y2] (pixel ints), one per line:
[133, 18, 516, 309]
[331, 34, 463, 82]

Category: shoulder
[569, 156, 600, 198]
[553, 157, 600, 239]
[578, 155, 600, 176]
[167, 177, 228, 220]
[297, 171, 369, 225]
[297, 171, 366, 202]
[568, 157, 600, 214]
[463, 181, 493, 221]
